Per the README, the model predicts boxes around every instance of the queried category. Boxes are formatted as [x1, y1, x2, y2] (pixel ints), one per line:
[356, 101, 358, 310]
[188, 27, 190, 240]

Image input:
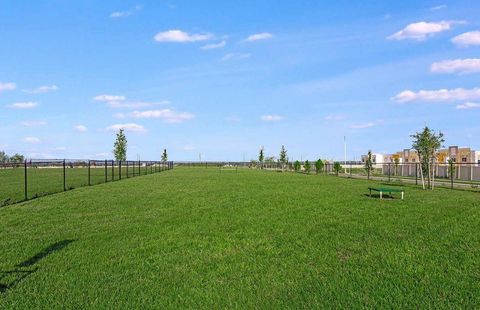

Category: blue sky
[1, 0, 479, 161]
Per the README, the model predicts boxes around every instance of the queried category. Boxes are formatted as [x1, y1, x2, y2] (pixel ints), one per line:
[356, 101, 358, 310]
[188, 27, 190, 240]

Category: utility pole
[344, 135, 347, 173]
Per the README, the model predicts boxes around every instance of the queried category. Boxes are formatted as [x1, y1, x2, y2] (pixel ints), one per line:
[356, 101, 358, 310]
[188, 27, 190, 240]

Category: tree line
[253, 145, 344, 175]
[0, 151, 25, 164]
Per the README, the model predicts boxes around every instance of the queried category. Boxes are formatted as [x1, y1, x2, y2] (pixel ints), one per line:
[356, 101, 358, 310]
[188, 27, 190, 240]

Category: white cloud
[110, 5, 142, 18]
[24, 85, 58, 94]
[392, 87, 480, 103]
[452, 31, 480, 47]
[74, 125, 88, 132]
[261, 115, 284, 122]
[0, 82, 16, 92]
[109, 101, 168, 109]
[245, 32, 273, 42]
[324, 115, 346, 121]
[200, 40, 226, 50]
[430, 4, 447, 10]
[131, 109, 195, 123]
[21, 120, 47, 127]
[106, 123, 146, 132]
[350, 122, 375, 129]
[388, 21, 463, 41]
[431, 59, 480, 74]
[23, 136, 41, 144]
[183, 146, 196, 151]
[94, 94, 168, 109]
[221, 53, 251, 61]
[93, 94, 126, 102]
[154, 30, 213, 43]
[7, 101, 38, 109]
[456, 102, 480, 110]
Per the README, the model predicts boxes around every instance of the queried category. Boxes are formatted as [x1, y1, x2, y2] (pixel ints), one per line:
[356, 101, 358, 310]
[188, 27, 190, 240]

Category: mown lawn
[0, 164, 162, 206]
[1, 168, 479, 308]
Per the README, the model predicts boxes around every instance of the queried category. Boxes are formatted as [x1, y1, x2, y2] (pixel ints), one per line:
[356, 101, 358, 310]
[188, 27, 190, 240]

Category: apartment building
[381, 146, 480, 165]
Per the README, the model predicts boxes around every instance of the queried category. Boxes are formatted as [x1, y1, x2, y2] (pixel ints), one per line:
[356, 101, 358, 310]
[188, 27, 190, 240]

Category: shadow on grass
[0, 239, 74, 294]
[363, 193, 395, 200]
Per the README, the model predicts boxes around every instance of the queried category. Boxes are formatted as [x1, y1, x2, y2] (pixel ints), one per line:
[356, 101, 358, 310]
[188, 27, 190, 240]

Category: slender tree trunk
[419, 157, 425, 190]
[432, 163, 435, 190]
[427, 161, 431, 190]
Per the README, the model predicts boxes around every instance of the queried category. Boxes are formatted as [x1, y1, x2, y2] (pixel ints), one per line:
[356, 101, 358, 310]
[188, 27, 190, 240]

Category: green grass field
[1, 168, 480, 308]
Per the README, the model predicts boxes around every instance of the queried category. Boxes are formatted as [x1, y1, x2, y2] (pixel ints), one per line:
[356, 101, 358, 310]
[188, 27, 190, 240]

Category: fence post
[151, 161, 153, 174]
[349, 163, 352, 177]
[119, 160, 122, 180]
[388, 163, 391, 182]
[24, 160, 28, 201]
[88, 160, 91, 186]
[63, 159, 66, 191]
[138, 160, 141, 176]
[105, 160, 108, 183]
[451, 163, 454, 189]
[126, 161, 129, 178]
[415, 163, 418, 185]
[111, 160, 114, 181]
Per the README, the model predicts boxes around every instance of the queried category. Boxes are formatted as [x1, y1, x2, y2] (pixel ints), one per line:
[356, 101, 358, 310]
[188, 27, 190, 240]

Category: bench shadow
[363, 193, 394, 199]
[1, 239, 74, 294]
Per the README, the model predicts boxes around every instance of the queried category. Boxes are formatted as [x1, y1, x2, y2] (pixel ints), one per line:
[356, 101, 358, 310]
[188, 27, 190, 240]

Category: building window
[412, 159, 416, 163]
[462, 157, 467, 163]
[405, 159, 408, 163]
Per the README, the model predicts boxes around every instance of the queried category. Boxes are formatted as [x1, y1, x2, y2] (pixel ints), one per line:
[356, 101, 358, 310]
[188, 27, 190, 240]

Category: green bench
[368, 187, 404, 200]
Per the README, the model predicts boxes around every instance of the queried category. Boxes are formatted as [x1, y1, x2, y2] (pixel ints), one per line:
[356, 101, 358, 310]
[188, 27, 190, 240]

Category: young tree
[304, 160, 311, 174]
[113, 129, 127, 161]
[315, 159, 324, 174]
[0, 151, 9, 163]
[10, 153, 24, 163]
[279, 145, 288, 171]
[294, 160, 301, 172]
[333, 162, 342, 176]
[448, 158, 456, 179]
[258, 147, 265, 169]
[393, 157, 400, 176]
[161, 149, 168, 162]
[364, 150, 373, 180]
[411, 126, 444, 190]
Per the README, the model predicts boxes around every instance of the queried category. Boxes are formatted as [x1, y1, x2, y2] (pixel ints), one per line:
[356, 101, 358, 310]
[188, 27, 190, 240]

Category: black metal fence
[0, 159, 173, 207]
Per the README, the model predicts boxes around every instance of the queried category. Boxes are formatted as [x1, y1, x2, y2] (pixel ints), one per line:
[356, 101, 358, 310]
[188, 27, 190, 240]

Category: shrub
[333, 162, 342, 176]
[304, 160, 311, 174]
[294, 160, 301, 172]
[315, 159, 324, 174]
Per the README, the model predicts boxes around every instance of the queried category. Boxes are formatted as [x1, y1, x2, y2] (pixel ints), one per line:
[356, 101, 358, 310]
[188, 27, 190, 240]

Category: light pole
[344, 136, 347, 173]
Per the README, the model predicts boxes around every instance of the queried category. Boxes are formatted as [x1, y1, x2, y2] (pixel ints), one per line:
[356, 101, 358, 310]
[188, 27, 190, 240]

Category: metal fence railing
[0, 160, 173, 207]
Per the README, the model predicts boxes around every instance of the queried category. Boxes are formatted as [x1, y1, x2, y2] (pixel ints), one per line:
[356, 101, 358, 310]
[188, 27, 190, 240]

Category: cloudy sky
[1, 0, 479, 161]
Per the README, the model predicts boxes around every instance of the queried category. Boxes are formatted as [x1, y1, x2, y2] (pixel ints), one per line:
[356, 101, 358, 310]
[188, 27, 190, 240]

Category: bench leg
[380, 191, 383, 199]
[401, 192, 404, 200]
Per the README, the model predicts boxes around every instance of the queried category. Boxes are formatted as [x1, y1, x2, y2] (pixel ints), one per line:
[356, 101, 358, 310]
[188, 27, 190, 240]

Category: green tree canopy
[411, 126, 444, 190]
[279, 145, 288, 164]
[113, 129, 127, 161]
[161, 149, 168, 162]
[333, 162, 342, 176]
[315, 159, 324, 174]
[10, 153, 25, 163]
[304, 160, 311, 174]
[294, 160, 301, 172]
